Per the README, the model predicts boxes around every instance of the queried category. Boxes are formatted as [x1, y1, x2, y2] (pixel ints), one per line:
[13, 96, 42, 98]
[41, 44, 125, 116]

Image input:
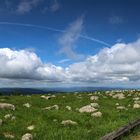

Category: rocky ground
[0, 90, 140, 140]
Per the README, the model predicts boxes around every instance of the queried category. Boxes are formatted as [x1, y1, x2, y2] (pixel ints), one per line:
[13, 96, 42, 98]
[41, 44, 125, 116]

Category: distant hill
[0, 87, 132, 95]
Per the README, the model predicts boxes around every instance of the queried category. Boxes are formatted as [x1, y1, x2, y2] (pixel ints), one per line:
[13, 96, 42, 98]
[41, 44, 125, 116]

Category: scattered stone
[112, 93, 125, 99]
[43, 105, 59, 110]
[21, 133, 33, 140]
[26, 95, 31, 98]
[127, 94, 132, 97]
[90, 103, 99, 108]
[90, 96, 99, 101]
[53, 119, 57, 122]
[66, 106, 72, 111]
[116, 106, 126, 110]
[61, 120, 78, 126]
[0, 103, 15, 110]
[133, 97, 140, 101]
[3, 133, 15, 139]
[115, 103, 119, 106]
[133, 104, 140, 109]
[11, 116, 16, 121]
[91, 111, 102, 117]
[23, 103, 31, 108]
[79, 105, 97, 113]
[134, 100, 140, 104]
[51, 95, 56, 98]
[0, 119, 2, 125]
[41, 95, 51, 100]
[41, 95, 56, 100]
[27, 125, 35, 130]
[4, 114, 12, 119]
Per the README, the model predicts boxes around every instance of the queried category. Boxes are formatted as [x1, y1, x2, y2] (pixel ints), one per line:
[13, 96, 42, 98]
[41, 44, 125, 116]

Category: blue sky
[0, 0, 140, 87]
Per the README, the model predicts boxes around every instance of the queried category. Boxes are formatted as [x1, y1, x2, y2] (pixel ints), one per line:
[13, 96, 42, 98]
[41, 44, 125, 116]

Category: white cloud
[67, 39, 140, 84]
[16, 0, 41, 14]
[58, 59, 71, 64]
[109, 16, 124, 24]
[1, 38, 140, 87]
[0, 48, 66, 82]
[50, 0, 60, 12]
[58, 16, 84, 60]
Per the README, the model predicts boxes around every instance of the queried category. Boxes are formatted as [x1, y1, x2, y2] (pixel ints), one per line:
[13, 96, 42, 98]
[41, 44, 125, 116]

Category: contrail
[0, 21, 111, 46]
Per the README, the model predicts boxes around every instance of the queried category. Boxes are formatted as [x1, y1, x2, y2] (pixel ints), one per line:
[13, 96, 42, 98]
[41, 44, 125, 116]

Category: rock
[4, 114, 12, 119]
[11, 116, 16, 121]
[26, 95, 31, 98]
[115, 103, 119, 106]
[79, 105, 97, 113]
[66, 106, 72, 111]
[90, 96, 99, 101]
[61, 120, 78, 126]
[112, 93, 125, 99]
[41, 95, 56, 100]
[133, 97, 140, 101]
[51, 95, 56, 98]
[127, 94, 132, 97]
[0, 119, 2, 125]
[116, 106, 126, 110]
[0, 103, 15, 110]
[43, 105, 59, 110]
[134, 100, 140, 104]
[23, 103, 31, 108]
[90, 103, 99, 108]
[133, 104, 140, 109]
[21, 133, 33, 140]
[91, 111, 102, 117]
[3, 133, 15, 139]
[27, 125, 35, 130]
[41, 95, 51, 100]
[53, 119, 57, 122]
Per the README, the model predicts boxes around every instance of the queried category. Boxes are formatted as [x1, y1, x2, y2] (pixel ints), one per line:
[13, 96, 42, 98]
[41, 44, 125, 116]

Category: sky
[0, 0, 140, 87]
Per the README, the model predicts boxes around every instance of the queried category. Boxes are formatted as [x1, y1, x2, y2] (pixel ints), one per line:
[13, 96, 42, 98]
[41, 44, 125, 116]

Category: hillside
[0, 90, 140, 140]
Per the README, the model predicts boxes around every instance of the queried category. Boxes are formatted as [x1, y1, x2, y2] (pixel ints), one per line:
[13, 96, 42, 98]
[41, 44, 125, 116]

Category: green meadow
[1, 91, 140, 140]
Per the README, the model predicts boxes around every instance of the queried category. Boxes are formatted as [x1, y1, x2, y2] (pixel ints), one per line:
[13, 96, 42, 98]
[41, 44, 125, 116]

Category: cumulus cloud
[67, 38, 140, 84]
[58, 16, 84, 60]
[0, 48, 66, 82]
[1, 38, 140, 87]
[16, 0, 41, 14]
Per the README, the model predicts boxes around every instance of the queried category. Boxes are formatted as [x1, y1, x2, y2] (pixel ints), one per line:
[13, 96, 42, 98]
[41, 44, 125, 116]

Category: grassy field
[1, 91, 140, 140]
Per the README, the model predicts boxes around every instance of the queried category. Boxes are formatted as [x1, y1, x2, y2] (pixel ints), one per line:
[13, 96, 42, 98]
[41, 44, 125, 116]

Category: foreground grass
[0, 91, 140, 140]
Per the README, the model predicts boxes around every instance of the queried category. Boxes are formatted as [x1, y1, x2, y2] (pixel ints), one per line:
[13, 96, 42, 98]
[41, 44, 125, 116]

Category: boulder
[43, 105, 59, 110]
[90, 103, 99, 108]
[21, 133, 33, 140]
[90, 96, 99, 101]
[61, 120, 78, 126]
[4, 114, 12, 119]
[0, 103, 15, 110]
[133, 104, 140, 109]
[23, 103, 31, 108]
[112, 93, 125, 99]
[27, 125, 35, 130]
[91, 111, 102, 117]
[79, 105, 97, 113]
[3, 133, 15, 139]
[66, 106, 72, 111]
